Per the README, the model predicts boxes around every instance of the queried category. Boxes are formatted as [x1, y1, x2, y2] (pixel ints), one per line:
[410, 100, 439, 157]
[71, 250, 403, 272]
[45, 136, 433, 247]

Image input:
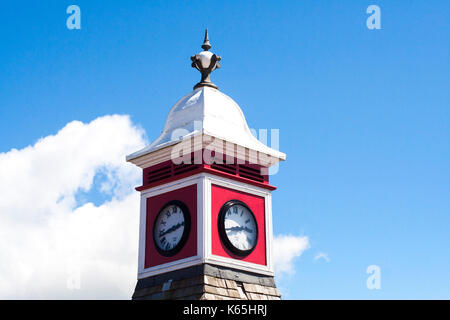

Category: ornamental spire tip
[191, 29, 221, 90]
[202, 29, 211, 51]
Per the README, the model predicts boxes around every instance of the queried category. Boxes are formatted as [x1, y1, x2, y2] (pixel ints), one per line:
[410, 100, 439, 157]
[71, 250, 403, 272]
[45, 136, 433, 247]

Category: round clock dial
[153, 200, 190, 257]
[218, 200, 258, 256]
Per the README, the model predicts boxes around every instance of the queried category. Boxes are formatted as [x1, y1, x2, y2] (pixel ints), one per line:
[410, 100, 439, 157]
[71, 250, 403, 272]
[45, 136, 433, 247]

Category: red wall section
[145, 184, 197, 268]
[211, 184, 266, 266]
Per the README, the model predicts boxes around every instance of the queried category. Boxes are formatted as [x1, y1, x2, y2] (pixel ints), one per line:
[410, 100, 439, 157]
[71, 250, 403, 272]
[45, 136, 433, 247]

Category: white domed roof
[126, 87, 285, 162]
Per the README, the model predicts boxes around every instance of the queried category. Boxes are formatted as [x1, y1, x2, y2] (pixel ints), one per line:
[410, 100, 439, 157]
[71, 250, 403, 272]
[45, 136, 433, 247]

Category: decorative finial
[202, 29, 211, 51]
[191, 29, 221, 90]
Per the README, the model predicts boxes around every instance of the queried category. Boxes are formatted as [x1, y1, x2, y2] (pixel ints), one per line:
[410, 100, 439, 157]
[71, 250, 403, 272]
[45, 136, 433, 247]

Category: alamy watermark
[66, 259, 81, 291]
[169, 121, 281, 176]
[366, 264, 381, 290]
[66, 5, 81, 30]
[366, 5, 381, 30]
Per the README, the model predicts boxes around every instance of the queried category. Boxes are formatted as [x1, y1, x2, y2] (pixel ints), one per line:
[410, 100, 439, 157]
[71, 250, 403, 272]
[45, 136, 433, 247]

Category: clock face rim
[152, 200, 191, 257]
[218, 199, 259, 256]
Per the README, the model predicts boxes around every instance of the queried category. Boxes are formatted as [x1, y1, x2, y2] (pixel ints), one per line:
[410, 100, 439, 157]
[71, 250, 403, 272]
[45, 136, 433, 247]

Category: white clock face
[222, 202, 258, 253]
[153, 202, 188, 255]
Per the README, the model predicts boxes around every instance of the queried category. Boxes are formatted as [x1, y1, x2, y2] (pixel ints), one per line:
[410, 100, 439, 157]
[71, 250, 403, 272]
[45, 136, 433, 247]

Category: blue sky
[0, 1, 449, 299]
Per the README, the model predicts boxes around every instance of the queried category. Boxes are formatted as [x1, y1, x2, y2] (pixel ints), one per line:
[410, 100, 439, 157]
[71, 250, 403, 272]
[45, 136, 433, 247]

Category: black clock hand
[159, 222, 184, 238]
[243, 226, 253, 233]
[225, 226, 244, 232]
[225, 226, 253, 233]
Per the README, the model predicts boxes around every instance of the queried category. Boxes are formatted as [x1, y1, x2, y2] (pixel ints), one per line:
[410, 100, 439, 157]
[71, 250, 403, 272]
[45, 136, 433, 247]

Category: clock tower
[127, 30, 286, 300]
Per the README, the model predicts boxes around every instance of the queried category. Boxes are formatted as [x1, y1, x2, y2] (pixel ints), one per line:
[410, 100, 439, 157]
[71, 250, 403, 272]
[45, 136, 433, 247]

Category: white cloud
[0, 115, 146, 299]
[273, 234, 310, 276]
[314, 252, 330, 263]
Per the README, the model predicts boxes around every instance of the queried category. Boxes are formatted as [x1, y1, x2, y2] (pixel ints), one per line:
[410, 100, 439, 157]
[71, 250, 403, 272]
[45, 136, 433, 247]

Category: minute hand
[225, 226, 253, 233]
[159, 222, 184, 238]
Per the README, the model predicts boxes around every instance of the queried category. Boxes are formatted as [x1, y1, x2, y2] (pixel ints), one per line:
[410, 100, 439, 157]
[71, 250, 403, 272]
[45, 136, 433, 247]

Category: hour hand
[159, 222, 184, 237]
[225, 226, 244, 232]
[225, 226, 253, 233]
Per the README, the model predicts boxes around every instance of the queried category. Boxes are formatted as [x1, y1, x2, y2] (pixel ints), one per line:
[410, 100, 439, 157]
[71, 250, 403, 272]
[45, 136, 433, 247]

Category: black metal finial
[191, 29, 221, 90]
[202, 29, 211, 51]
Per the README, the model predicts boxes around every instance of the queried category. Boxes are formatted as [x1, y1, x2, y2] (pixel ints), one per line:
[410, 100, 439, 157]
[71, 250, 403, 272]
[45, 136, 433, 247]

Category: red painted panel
[145, 184, 197, 268]
[211, 184, 266, 265]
